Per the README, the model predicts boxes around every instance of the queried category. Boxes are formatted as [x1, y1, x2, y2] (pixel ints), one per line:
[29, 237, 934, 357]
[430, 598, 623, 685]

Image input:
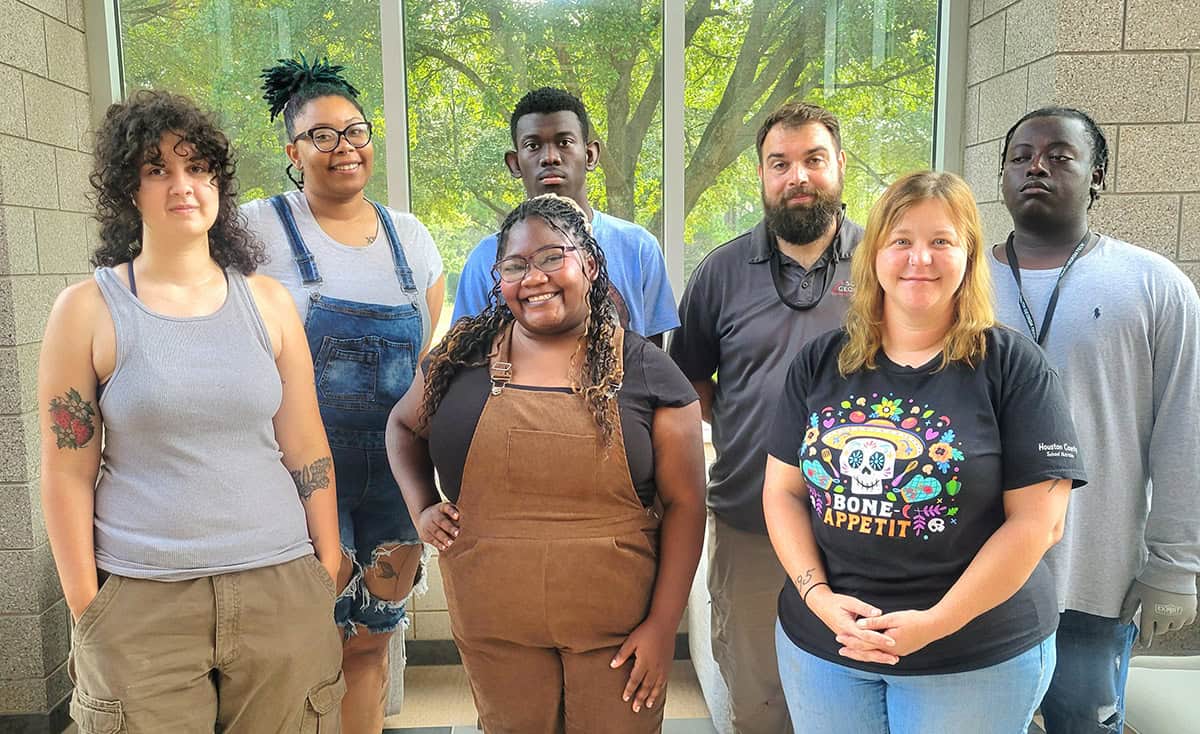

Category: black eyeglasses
[494, 245, 579, 283]
[293, 122, 373, 152]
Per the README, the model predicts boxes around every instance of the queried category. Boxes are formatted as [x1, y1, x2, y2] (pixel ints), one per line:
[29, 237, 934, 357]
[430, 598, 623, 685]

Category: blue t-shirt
[451, 210, 680, 337]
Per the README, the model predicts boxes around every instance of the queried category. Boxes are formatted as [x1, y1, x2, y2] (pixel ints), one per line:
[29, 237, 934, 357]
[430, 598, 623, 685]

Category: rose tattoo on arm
[48, 388, 96, 449]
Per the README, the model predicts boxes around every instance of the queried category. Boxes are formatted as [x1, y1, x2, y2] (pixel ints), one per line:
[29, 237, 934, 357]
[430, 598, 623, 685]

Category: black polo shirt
[669, 217, 863, 533]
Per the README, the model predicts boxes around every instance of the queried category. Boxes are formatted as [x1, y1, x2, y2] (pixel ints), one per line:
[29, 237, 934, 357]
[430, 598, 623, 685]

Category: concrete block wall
[0, 0, 94, 729]
[963, 0, 1200, 287]
[963, 0, 1200, 656]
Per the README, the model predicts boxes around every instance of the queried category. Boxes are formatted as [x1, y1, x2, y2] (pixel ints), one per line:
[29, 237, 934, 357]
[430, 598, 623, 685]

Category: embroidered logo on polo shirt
[830, 280, 855, 296]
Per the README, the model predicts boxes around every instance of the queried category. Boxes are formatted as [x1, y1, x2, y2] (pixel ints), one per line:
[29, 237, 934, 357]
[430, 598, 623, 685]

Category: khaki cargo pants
[68, 554, 345, 733]
[708, 513, 793, 734]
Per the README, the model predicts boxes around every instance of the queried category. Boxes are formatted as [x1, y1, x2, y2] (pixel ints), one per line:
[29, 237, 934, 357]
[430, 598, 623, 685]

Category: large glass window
[683, 0, 939, 277]
[112, 0, 939, 296]
[118, 0, 389, 203]
[403, 0, 665, 303]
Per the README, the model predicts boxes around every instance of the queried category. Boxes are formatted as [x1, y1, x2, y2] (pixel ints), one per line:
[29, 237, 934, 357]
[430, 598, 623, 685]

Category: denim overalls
[270, 195, 424, 636]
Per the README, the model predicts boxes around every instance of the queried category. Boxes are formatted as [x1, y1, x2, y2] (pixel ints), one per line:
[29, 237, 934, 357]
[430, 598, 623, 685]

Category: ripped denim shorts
[332, 442, 427, 637]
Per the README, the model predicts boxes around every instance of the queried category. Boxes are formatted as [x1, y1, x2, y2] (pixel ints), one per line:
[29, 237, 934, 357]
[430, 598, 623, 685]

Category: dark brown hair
[89, 89, 262, 274]
[756, 101, 842, 161]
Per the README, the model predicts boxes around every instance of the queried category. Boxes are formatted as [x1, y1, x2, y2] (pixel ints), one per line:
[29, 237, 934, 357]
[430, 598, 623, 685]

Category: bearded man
[669, 101, 863, 734]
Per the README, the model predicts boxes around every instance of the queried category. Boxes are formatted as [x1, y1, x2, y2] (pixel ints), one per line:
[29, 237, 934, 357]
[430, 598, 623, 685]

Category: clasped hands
[806, 585, 947, 666]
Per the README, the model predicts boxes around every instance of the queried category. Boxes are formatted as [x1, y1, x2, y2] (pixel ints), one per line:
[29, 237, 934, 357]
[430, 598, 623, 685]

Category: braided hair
[420, 194, 622, 444]
[260, 54, 363, 137]
[1001, 106, 1108, 208]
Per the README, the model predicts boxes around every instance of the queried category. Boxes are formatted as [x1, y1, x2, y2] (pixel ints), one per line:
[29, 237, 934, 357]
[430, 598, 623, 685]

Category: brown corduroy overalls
[440, 325, 665, 734]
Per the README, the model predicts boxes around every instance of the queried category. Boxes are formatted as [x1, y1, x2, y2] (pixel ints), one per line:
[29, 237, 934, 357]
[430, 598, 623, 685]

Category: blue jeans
[1039, 611, 1137, 734]
[776, 621, 1056, 734]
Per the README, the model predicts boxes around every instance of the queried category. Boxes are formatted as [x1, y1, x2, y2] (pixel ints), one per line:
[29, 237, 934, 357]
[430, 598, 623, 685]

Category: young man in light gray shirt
[989, 107, 1199, 734]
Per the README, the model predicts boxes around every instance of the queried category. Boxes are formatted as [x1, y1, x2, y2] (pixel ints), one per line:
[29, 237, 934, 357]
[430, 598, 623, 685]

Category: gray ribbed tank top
[93, 266, 312, 581]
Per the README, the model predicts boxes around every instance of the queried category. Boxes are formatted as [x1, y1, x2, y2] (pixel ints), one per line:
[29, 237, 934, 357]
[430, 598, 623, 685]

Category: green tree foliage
[118, 0, 936, 286]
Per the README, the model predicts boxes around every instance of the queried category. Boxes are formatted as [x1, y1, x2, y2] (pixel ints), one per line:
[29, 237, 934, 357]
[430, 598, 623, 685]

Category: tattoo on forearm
[290, 457, 332, 501]
[48, 388, 96, 449]
[797, 567, 814, 591]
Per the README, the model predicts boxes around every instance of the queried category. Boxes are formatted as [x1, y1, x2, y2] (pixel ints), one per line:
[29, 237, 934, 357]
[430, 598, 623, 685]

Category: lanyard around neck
[1004, 230, 1093, 346]
[769, 210, 846, 312]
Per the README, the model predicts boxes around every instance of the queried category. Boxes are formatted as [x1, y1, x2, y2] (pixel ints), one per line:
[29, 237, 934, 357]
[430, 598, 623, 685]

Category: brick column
[0, 0, 95, 730]
[962, 0, 1200, 654]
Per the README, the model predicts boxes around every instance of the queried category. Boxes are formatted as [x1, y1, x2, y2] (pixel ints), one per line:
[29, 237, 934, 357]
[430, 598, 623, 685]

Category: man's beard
[763, 181, 843, 246]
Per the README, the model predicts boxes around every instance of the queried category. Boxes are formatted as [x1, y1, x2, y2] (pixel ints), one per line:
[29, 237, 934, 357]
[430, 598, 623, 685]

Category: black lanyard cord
[1005, 230, 1093, 346]
[769, 210, 847, 312]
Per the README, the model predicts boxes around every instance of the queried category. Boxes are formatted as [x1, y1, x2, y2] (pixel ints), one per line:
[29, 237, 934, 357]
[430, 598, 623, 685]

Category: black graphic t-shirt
[767, 327, 1087, 675]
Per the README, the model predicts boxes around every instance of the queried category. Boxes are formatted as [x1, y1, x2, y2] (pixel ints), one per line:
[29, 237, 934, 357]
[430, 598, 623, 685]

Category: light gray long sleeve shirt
[989, 236, 1200, 617]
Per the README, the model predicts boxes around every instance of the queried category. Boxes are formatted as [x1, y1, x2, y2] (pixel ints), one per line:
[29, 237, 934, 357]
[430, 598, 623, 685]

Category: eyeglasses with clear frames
[293, 121, 373, 153]
[494, 245, 579, 283]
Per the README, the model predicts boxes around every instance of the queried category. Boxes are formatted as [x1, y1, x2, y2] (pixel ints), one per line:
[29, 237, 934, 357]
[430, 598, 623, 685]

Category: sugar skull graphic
[822, 419, 924, 495]
[801, 397, 967, 542]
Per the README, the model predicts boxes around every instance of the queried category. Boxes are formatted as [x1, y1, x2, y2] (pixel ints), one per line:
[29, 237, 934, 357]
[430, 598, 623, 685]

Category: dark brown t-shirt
[428, 331, 698, 506]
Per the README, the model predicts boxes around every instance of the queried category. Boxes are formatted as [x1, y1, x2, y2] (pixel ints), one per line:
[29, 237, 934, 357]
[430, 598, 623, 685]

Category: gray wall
[0, 0, 95, 729]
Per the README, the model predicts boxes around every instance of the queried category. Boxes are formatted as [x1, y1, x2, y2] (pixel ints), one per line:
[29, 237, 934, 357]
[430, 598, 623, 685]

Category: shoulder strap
[606, 323, 625, 398]
[488, 323, 514, 396]
[268, 194, 321, 285]
[370, 201, 419, 295]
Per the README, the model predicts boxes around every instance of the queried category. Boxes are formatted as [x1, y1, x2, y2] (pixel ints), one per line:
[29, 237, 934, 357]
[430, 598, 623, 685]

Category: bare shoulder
[41, 278, 113, 381]
[49, 279, 106, 332]
[244, 271, 289, 301]
[244, 272, 297, 318]
[242, 272, 301, 359]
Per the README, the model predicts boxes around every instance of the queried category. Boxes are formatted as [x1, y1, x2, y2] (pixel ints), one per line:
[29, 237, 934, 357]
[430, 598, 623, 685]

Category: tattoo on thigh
[375, 559, 397, 579]
[48, 388, 96, 449]
[290, 457, 332, 501]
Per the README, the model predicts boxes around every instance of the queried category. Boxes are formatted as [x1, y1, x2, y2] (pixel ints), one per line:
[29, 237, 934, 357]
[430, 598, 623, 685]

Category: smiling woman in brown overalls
[387, 194, 706, 733]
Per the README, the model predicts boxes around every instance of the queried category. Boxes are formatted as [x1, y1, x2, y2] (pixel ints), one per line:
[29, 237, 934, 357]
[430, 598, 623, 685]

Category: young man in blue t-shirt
[451, 87, 678, 344]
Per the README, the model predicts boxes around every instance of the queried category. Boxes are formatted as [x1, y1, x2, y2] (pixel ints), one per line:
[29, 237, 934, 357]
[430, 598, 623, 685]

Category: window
[403, 0, 664, 301]
[108, 0, 941, 296]
[683, 0, 939, 276]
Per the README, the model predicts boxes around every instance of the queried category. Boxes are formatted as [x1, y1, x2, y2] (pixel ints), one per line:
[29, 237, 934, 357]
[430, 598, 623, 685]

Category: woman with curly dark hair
[386, 193, 706, 733]
[38, 90, 344, 730]
[243, 55, 445, 732]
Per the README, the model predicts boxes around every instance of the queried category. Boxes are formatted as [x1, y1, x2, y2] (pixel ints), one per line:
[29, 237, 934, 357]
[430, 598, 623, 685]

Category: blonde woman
[763, 171, 1086, 733]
